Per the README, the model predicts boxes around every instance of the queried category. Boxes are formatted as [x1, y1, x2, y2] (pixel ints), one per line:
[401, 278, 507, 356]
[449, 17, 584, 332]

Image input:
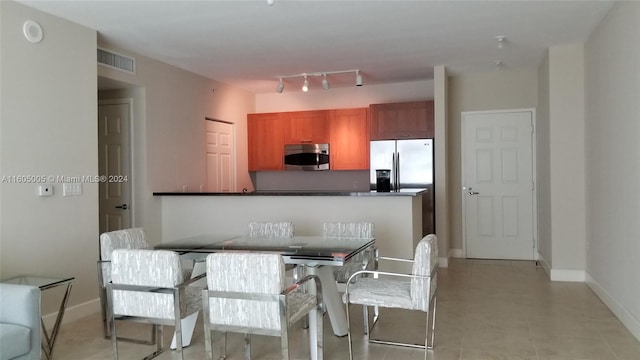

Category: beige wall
[548, 44, 586, 275]
[536, 51, 552, 265]
[255, 79, 434, 112]
[0, 1, 99, 318]
[97, 44, 256, 242]
[447, 69, 538, 251]
[584, 1, 640, 340]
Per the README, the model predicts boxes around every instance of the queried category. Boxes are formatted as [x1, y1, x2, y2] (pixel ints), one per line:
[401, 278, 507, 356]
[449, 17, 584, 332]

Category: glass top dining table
[155, 234, 375, 266]
[155, 234, 376, 337]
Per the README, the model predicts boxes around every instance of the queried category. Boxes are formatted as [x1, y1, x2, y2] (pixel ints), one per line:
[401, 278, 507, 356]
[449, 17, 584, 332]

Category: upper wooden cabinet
[284, 110, 329, 144]
[329, 108, 369, 170]
[247, 112, 287, 171]
[369, 100, 434, 140]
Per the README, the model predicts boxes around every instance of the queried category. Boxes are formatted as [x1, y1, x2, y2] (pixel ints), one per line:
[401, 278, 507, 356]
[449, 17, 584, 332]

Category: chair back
[99, 228, 150, 285]
[110, 249, 184, 319]
[205, 252, 285, 330]
[410, 234, 438, 311]
[322, 222, 374, 238]
[247, 221, 294, 238]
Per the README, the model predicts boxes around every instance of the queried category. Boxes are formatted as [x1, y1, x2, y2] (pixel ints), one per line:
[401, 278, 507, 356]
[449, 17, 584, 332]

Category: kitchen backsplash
[252, 170, 370, 191]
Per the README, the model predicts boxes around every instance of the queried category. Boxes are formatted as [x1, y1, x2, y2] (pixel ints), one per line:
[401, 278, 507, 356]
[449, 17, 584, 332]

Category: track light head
[355, 70, 363, 86]
[276, 78, 285, 93]
[302, 76, 309, 92]
[322, 74, 330, 90]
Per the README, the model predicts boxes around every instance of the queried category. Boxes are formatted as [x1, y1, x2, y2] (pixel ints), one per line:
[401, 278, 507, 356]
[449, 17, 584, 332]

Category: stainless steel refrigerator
[370, 139, 434, 235]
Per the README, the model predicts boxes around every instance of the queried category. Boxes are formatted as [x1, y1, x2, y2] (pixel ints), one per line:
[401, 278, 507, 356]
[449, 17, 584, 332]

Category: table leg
[41, 282, 73, 360]
[171, 258, 206, 349]
[305, 265, 348, 337]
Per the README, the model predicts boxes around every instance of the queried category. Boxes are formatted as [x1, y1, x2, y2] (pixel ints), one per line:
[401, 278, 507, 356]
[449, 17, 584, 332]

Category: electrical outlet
[353, 180, 359, 189]
[38, 184, 53, 197]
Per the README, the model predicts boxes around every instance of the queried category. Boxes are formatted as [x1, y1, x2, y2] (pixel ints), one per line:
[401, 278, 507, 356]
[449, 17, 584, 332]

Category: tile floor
[52, 259, 640, 359]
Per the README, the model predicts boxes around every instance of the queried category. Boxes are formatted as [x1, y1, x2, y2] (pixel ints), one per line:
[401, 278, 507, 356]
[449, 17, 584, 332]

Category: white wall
[447, 69, 539, 252]
[434, 66, 450, 264]
[97, 44, 256, 242]
[0, 1, 99, 318]
[548, 44, 586, 278]
[584, 1, 640, 341]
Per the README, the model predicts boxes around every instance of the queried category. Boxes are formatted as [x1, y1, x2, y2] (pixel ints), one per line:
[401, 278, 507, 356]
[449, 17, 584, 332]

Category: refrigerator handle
[395, 152, 400, 191]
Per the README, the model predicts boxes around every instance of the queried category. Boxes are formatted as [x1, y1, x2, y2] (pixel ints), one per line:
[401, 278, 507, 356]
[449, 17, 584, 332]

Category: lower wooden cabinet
[329, 108, 369, 170]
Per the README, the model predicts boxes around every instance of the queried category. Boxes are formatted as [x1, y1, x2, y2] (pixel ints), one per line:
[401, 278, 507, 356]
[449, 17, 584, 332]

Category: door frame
[460, 108, 538, 259]
[98, 98, 135, 230]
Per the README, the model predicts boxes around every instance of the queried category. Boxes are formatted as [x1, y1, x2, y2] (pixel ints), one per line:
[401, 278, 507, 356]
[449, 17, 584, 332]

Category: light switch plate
[63, 183, 82, 196]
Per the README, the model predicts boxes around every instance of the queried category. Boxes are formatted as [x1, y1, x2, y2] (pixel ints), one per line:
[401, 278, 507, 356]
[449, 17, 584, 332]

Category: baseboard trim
[438, 256, 448, 268]
[449, 249, 464, 258]
[586, 273, 640, 343]
[550, 269, 586, 282]
[42, 298, 100, 329]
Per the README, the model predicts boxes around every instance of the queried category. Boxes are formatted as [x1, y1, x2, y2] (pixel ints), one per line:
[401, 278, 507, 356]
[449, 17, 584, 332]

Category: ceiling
[18, 0, 614, 94]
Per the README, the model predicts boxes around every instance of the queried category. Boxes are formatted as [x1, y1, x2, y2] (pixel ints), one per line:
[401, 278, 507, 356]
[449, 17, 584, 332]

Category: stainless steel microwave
[284, 144, 330, 170]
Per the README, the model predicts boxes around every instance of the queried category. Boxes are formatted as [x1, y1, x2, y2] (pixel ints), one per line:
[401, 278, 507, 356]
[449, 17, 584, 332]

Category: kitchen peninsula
[154, 189, 426, 272]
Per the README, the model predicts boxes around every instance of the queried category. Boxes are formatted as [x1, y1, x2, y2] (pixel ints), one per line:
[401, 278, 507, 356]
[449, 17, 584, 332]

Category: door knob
[467, 188, 479, 195]
[115, 204, 128, 210]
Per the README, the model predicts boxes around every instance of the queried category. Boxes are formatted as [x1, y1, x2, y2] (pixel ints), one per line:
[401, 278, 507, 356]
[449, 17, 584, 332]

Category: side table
[2, 275, 74, 360]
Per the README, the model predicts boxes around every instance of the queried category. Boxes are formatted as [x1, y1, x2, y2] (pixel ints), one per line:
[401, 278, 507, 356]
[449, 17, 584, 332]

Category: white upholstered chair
[97, 228, 152, 341]
[343, 234, 438, 360]
[322, 221, 375, 286]
[106, 249, 205, 360]
[202, 252, 323, 360]
[247, 221, 294, 238]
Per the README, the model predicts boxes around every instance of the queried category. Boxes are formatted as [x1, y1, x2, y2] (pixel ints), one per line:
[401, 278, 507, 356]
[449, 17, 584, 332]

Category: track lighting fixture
[274, 69, 362, 93]
[496, 36, 506, 49]
[322, 74, 330, 90]
[276, 78, 284, 93]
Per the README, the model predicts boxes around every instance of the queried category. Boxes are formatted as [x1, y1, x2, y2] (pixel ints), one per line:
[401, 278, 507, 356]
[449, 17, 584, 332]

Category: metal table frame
[2, 275, 74, 360]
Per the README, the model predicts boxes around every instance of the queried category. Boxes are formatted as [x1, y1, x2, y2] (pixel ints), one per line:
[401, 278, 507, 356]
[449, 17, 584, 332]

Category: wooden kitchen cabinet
[284, 110, 329, 144]
[329, 108, 370, 170]
[247, 112, 287, 171]
[369, 100, 434, 140]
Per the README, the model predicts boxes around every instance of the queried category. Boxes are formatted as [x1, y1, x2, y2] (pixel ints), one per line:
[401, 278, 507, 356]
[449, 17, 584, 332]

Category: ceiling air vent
[97, 48, 135, 74]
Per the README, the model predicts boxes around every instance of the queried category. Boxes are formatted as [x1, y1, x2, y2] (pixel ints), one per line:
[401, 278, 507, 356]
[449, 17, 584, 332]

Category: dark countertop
[153, 188, 427, 197]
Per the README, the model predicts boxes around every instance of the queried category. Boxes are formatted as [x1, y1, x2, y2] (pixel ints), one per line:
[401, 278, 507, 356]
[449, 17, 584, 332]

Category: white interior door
[98, 100, 132, 233]
[206, 120, 234, 192]
[462, 110, 535, 260]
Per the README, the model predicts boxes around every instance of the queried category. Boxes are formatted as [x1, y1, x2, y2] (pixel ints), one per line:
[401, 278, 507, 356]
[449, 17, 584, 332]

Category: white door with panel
[206, 120, 234, 192]
[98, 100, 132, 233]
[462, 110, 535, 260]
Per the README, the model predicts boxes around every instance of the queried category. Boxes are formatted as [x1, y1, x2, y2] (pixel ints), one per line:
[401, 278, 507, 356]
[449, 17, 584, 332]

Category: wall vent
[97, 48, 135, 74]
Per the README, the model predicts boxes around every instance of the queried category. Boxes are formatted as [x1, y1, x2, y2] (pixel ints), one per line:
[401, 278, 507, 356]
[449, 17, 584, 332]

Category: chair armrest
[377, 256, 414, 263]
[283, 274, 323, 308]
[176, 272, 206, 288]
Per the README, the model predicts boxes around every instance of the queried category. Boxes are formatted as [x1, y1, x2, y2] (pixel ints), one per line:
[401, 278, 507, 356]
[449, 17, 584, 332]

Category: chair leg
[362, 305, 369, 335]
[244, 334, 251, 360]
[280, 326, 290, 360]
[203, 324, 213, 360]
[427, 297, 437, 350]
[345, 302, 354, 360]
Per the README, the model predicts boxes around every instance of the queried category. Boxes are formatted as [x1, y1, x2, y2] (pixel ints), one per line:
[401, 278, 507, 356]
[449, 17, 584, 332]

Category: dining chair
[247, 221, 295, 238]
[202, 252, 324, 360]
[343, 234, 438, 360]
[97, 228, 153, 343]
[322, 221, 376, 287]
[106, 249, 205, 360]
